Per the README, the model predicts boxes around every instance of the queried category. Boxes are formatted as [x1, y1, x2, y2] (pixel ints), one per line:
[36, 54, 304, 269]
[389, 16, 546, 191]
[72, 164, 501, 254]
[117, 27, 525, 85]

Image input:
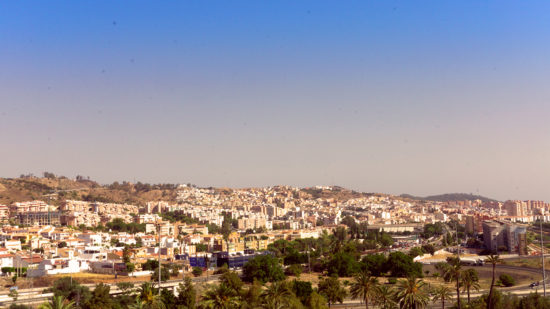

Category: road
[0, 274, 222, 306]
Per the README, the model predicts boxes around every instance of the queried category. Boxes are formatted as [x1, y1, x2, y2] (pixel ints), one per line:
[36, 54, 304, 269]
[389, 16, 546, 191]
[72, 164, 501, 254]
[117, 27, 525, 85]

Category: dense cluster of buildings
[0, 184, 546, 279]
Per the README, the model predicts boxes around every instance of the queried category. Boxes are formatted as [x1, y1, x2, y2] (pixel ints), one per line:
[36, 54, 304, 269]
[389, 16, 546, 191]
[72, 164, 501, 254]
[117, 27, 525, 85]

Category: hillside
[400, 193, 498, 203]
[0, 175, 179, 206]
[0, 175, 384, 206]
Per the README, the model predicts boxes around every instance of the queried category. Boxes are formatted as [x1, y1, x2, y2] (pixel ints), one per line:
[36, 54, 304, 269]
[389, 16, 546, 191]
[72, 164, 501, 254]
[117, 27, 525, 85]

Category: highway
[0, 274, 222, 307]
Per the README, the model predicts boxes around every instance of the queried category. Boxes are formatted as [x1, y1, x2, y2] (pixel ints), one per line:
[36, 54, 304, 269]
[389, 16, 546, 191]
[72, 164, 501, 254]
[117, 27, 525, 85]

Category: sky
[1, 1, 550, 201]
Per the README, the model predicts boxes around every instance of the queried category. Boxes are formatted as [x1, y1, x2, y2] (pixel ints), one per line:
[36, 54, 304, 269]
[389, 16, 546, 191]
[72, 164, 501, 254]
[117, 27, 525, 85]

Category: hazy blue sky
[1, 2, 550, 201]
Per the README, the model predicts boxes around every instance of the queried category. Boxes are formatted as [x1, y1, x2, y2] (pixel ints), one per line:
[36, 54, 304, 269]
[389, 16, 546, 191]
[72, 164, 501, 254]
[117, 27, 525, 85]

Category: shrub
[285, 264, 302, 277]
[499, 274, 515, 287]
[192, 267, 203, 277]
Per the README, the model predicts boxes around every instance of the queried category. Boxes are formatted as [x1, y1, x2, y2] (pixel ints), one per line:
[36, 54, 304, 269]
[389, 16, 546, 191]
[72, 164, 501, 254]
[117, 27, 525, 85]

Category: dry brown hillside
[0, 176, 179, 206]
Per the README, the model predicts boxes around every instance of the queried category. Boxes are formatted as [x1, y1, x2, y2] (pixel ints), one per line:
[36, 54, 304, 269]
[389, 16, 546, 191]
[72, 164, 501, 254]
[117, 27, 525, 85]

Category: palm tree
[486, 254, 502, 309]
[374, 285, 397, 309]
[201, 283, 241, 309]
[461, 269, 480, 305]
[431, 285, 452, 309]
[443, 257, 462, 309]
[129, 298, 146, 309]
[350, 271, 379, 309]
[261, 281, 294, 309]
[241, 280, 263, 309]
[318, 276, 348, 308]
[38, 295, 75, 309]
[138, 282, 165, 309]
[395, 277, 430, 309]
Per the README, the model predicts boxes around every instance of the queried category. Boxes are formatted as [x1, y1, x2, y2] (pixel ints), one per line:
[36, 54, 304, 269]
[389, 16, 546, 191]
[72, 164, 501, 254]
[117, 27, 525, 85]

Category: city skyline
[2, 2, 550, 202]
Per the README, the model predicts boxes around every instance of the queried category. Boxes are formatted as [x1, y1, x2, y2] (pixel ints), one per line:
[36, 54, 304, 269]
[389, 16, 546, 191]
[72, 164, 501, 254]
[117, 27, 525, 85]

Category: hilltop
[1, 173, 497, 207]
[400, 192, 498, 203]
[0, 175, 384, 206]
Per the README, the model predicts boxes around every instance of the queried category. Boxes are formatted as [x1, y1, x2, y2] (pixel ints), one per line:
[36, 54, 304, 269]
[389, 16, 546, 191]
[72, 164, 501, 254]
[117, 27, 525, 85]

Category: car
[530, 282, 540, 288]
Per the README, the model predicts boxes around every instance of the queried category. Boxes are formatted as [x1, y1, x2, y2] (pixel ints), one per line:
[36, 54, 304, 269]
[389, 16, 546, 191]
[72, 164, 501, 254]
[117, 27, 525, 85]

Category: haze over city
[2, 2, 550, 201]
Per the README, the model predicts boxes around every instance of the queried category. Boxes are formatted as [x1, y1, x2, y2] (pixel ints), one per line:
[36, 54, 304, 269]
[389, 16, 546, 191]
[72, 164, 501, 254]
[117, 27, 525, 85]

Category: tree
[395, 277, 429, 309]
[292, 279, 313, 305]
[152, 266, 170, 282]
[374, 285, 397, 309]
[431, 285, 452, 309]
[326, 251, 359, 277]
[499, 274, 515, 287]
[84, 283, 114, 309]
[261, 281, 296, 309]
[421, 244, 436, 256]
[124, 262, 135, 274]
[307, 291, 329, 309]
[385, 252, 423, 278]
[286, 264, 303, 277]
[160, 289, 176, 308]
[191, 266, 203, 277]
[123, 246, 132, 263]
[137, 282, 165, 309]
[142, 259, 159, 271]
[220, 271, 244, 295]
[350, 270, 379, 309]
[408, 247, 424, 258]
[176, 277, 196, 308]
[200, 283, 240, 309]
[486, 254, 502, 309]
[461, 269, 480, 305]
[58, 242, 67, 248]
[243, 254, 285, 283]
[116, 282, 135, 294]
[318, 276, 347, 308]
[360, 254, 386, 276]
[48, 277, 92, 306]
[241, 280, 263, 309]
[38, 296, 75, 309]
[443, 257, 462, 309]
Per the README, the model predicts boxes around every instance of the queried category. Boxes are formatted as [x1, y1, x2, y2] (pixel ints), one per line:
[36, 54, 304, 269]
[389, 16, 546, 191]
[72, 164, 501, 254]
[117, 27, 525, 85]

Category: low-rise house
[27, 258, 89, 277]
[4, 240, 21, 251]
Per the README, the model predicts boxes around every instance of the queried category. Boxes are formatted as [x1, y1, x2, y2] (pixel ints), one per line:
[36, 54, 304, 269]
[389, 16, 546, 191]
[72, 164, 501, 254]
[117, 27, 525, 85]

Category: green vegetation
[499, 274, 515, 287]
[104, 218, 145, 234]
[34, 266, 550, 309]
[159, 211, 198, 224]
[192, 267, 203, 277]
[242, 254, 285, 283]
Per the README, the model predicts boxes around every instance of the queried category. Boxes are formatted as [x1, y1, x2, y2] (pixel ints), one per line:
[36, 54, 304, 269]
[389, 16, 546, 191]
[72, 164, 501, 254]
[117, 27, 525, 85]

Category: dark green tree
[83, 283, 114, 309]
[242, 254, 285, 283]
[385, 252, 423, 278]
[176, 277, 196, 308]
[326, 251, 359, 277]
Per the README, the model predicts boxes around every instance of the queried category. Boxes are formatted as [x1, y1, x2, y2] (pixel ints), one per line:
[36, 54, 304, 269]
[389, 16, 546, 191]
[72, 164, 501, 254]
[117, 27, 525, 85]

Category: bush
[2, 267, 14, 274]
[243, 254, 285, 283]
[499, 274, 515, 287]
[192, 267, 203, 277]
[141, 259, 159, 271]
[285, 264, 302, 277]
[214, 264, 229, 275]
[152, 267, 171, 282]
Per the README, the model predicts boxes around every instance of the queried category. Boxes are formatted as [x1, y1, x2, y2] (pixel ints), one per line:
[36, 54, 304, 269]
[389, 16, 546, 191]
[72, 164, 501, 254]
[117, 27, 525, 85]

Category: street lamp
[540, 210, 546, 297]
